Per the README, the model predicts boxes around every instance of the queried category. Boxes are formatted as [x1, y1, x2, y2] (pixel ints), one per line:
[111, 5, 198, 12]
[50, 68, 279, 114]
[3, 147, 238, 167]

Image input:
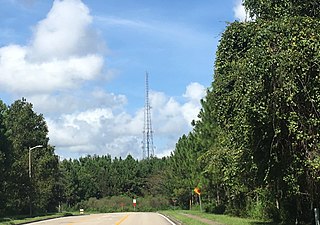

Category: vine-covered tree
[193, 0, 320, 222]
[244, 0, 320, 19]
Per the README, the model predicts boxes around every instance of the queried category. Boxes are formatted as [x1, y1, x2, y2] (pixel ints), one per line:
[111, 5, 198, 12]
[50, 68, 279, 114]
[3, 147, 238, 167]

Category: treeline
[58, 155, 169, 209]
[170, 0, 320, 224]
[0, 99, 170, 215]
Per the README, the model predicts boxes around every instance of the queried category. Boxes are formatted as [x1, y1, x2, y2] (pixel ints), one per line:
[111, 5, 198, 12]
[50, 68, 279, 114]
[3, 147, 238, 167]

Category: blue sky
[0, 0, 246, 159]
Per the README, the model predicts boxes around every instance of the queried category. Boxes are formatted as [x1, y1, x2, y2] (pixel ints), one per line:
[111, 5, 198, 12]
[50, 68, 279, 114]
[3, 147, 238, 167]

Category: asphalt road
[27, 212, 176, 225]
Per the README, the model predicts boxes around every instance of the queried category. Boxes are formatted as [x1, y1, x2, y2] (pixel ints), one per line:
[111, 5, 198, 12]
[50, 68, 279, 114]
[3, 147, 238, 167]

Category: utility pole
[142, 72, 154, 159]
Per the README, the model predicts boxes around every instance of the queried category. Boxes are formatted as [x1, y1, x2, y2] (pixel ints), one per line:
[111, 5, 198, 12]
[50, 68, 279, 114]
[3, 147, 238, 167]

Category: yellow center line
[115, 214, 129, 225]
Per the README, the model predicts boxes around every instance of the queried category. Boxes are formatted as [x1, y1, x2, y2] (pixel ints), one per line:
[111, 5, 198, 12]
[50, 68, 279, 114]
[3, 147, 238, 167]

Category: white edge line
[25, 215, 74, 224]
[158, 213, 176, 225]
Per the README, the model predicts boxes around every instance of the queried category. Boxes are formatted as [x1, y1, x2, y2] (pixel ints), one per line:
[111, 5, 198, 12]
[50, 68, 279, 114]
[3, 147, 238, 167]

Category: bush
[205, 203, 226, 214]
[246, 189, 280, 221]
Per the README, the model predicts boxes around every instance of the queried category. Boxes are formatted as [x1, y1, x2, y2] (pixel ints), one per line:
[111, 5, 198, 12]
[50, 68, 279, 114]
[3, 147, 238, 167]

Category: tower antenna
[142, 72, 154, 159]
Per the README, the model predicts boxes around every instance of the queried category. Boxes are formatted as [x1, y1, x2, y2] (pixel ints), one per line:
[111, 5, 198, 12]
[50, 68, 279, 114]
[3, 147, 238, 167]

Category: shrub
[204, 203, 226, 214]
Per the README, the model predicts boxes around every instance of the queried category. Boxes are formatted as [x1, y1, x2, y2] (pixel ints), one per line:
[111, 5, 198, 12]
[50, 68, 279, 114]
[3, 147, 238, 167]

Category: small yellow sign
[194, 187, 201, 195]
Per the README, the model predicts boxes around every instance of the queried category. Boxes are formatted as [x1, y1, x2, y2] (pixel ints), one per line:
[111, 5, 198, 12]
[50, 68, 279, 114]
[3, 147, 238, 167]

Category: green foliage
[169, 1, 320, 224]
[211, 15, 320, 220]
[0, 98, 172, 217]
[0, 98, 59, 216]
[58, 154, 170, 209]
[204, 203, 226, 214]
[71, 196, 170, 213]
[243, 0, 320, 19]
[168, 134, 204, 208]
[162, 210, 276, 225]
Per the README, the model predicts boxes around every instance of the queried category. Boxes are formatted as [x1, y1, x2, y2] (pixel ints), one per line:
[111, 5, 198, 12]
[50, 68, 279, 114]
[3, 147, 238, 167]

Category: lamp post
[29, 145, 43, 178]
[29, 145, 43, 217]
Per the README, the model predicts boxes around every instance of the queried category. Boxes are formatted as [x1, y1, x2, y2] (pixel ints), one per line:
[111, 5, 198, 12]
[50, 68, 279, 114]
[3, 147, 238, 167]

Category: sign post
[133, 198, 137, 211]
[172, 199, 177, 210]
[194, 187, 202, 212]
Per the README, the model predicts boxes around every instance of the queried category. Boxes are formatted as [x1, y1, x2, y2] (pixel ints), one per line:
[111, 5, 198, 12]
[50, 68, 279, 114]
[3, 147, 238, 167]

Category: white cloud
[29, 89, 127, 116]
[233, 0, 254, 22]
[48, 82, 206, 159]
[29, 0, 104, 61]
[183, 82, 206, 102]
[48, 107, 142, 158]
[0, 0, 208, 160]
[0, 0, 105, 94]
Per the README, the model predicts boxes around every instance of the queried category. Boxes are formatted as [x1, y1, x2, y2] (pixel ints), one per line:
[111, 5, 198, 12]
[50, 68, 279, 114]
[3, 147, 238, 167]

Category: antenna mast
[143, 72, 154, 159]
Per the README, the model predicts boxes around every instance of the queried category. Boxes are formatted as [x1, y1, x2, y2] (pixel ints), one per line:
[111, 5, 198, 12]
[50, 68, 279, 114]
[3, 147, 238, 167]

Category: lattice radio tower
[142, 72, 154, 159]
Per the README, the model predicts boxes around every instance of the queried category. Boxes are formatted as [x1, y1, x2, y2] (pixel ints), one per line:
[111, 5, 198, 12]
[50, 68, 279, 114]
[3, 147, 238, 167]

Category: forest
[0, 0, 320, 224]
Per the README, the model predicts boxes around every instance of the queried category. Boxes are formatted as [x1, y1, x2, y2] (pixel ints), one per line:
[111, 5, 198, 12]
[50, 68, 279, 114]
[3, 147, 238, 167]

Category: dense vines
[199, 11, 320, 224]
[171, 1, 320, 223]
[244, 0, 320, 19]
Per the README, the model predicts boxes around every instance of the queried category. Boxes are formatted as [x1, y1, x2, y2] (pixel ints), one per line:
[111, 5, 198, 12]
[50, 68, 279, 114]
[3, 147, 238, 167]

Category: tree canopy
[244, 0, 320, 19]
[170, 0, 320, 223]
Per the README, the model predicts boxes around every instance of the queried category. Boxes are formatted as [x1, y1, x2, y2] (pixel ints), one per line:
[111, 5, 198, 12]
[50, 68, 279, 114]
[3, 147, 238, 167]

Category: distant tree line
[0, 99, 170, 215]
[0, 98, 172, 215]
[58, 154, 170, 209]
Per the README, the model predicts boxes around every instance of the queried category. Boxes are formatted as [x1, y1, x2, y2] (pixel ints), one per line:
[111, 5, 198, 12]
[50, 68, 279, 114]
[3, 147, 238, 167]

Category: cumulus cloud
[49, 82, 206, 159]
[0, 0, 105, 94]
[233, 0, 254, 22]
[183, 82, 206, 101]
[29, 0, 103, 61]
[28, 89, 127, 116]
[0, 0, 207, 159]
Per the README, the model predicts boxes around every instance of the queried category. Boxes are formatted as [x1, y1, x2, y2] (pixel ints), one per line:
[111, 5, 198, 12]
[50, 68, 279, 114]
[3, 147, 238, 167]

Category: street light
[29, 145, 43, 217]
[29, 145, 43, 178]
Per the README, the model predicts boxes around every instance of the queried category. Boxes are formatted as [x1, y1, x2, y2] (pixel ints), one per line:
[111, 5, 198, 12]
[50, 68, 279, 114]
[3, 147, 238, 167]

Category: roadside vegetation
[161, 210, 278, 225]
[0, 0, 319, 224]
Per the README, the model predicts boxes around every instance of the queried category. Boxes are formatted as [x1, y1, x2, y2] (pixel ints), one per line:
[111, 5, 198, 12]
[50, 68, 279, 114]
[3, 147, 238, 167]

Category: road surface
[27, 212, 176, 225]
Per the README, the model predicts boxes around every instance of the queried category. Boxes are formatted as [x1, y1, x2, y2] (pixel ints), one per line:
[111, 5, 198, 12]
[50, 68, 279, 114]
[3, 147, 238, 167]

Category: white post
[315, 208, 320, 225]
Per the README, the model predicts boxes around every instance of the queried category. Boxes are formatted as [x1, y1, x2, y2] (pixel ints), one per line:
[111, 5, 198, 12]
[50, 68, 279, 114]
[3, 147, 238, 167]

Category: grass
[160, 210, 279, 225]
[161, 210, 208, 225]
[0, 212, 76, 225]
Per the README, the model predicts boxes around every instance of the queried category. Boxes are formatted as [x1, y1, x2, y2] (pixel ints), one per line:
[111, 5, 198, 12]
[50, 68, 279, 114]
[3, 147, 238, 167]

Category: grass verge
[160, 210, 279, 225]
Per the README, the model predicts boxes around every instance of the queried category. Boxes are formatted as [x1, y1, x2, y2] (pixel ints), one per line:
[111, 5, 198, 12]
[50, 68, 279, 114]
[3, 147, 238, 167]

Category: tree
[200, 1, 320, 221]
[244, 0, 320, 19]
[4, 98, 59, 214]
[59, 159, 81, 208]
[169, 134, 203, 209]
[0, 100, 11, 216]
[176, 0, 320, 222]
